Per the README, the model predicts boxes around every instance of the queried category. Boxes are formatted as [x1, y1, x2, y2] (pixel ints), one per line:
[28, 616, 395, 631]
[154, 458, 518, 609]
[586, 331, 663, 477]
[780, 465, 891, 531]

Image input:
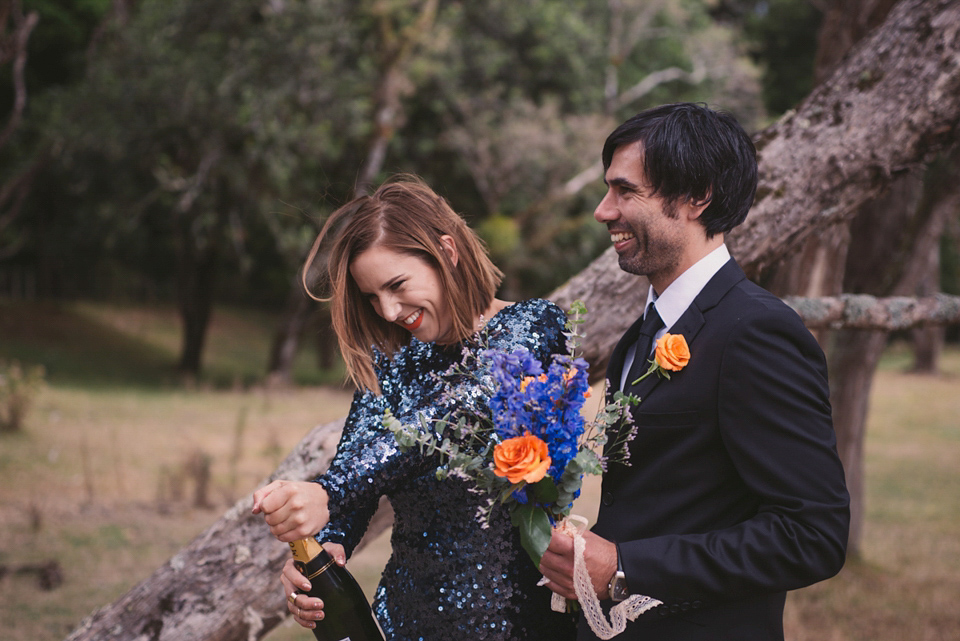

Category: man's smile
[610, 230, 636, 251]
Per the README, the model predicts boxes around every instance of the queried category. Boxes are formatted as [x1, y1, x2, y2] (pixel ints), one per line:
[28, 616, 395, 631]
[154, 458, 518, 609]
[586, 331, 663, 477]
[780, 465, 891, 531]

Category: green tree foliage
[3, 0, 765, 374]
[740, 0, 822, 116]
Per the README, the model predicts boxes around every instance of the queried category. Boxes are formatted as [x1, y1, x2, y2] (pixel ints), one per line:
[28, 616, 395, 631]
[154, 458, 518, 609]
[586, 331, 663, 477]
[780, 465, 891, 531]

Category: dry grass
[782, 345, 960, 641]
[1, 299, 958, 641]
[0, 385, 356, 640]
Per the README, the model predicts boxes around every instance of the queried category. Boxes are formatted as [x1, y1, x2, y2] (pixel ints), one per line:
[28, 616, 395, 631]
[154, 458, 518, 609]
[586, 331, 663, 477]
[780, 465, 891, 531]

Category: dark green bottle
[289, 537, 385, 641]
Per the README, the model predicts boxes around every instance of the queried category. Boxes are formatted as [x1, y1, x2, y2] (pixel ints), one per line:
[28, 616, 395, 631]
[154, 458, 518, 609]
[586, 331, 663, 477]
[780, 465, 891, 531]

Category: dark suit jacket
[583, 259, 850, 641]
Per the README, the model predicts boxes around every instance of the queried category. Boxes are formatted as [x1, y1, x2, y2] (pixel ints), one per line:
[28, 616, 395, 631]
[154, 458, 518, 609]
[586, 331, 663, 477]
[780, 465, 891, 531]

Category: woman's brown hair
[303, 175, 503, 393]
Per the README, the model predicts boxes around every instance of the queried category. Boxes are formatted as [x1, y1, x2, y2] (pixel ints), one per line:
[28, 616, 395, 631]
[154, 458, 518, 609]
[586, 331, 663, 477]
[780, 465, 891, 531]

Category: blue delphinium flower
[485, 349, 590, 486]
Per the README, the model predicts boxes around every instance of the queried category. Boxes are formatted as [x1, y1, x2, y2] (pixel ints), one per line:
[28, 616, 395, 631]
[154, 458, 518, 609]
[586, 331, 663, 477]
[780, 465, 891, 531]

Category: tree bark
[770, 0, 958, 559]
[64, 0, 960, 638]
[812, 0, 900, 85]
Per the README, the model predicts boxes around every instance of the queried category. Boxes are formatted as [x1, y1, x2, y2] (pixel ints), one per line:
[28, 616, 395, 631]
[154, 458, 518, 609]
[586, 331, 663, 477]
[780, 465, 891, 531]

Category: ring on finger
[297, 606, 302, 618]
[288, 592, 297, 604]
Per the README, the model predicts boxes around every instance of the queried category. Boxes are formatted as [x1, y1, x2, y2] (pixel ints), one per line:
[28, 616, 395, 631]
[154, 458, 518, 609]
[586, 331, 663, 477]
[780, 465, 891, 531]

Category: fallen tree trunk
[65, 0, 960, 639]
[64, 420, 344, 641]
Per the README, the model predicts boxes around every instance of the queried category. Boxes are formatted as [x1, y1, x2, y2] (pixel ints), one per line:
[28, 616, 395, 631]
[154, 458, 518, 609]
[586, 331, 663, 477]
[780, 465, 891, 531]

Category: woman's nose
[378, 295, 403, 322]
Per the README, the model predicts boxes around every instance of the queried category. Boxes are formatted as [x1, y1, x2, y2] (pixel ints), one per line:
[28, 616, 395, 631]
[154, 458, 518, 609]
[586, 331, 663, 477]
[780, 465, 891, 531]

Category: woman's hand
[281, 543, 347, 629]
[251, 480, 330, 542]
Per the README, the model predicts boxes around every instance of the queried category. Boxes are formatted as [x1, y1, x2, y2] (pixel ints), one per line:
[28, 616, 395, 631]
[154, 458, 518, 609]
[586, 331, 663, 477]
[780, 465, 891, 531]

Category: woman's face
[349, 243, 456, 344]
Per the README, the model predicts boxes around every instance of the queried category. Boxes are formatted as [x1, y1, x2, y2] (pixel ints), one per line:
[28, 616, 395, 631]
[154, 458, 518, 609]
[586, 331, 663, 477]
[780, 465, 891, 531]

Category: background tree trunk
[265, 276, 316, 388]
[64, 1, 960, 638]
[812, 0, 900, 85]
[174, 200, 229, 376]
[910, 151, 960, 372]
[825, 329, 886, 558]
[828, 143, 960, 556]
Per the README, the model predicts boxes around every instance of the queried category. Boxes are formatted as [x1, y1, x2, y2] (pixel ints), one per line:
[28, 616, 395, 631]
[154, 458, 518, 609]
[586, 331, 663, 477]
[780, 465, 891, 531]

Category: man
[539, 103, 850, 640]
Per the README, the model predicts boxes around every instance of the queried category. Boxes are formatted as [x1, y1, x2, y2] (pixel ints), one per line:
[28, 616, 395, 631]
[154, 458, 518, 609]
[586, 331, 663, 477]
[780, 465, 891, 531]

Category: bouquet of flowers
[383, 301, 639, 566]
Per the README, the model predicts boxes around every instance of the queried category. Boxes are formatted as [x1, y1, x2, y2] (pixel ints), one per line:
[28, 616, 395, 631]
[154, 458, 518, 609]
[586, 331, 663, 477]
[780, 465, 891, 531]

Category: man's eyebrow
[605, 176, 641, 190]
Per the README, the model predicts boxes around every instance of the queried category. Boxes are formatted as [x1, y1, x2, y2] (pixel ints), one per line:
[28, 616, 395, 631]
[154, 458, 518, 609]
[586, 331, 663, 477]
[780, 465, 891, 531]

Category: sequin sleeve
[314, 385, 405, 556]
[314, 344, 471, 556]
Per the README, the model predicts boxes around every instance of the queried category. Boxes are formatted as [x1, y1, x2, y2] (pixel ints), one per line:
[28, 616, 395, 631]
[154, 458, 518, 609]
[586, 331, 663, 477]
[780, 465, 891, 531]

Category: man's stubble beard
[617, 227, 683, 282]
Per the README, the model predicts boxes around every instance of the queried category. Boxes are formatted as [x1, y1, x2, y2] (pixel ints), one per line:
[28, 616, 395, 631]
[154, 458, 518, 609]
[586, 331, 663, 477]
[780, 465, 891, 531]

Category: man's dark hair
[602, 102, 758, 237]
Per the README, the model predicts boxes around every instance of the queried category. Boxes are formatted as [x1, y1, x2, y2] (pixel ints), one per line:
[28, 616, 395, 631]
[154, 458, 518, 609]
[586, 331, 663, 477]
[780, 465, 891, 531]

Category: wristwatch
[608, 546, 629, 602]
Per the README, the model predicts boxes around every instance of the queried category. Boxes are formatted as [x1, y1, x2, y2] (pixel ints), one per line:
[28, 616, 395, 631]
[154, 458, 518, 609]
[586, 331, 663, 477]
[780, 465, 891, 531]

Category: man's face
[594, 142, 687, 288]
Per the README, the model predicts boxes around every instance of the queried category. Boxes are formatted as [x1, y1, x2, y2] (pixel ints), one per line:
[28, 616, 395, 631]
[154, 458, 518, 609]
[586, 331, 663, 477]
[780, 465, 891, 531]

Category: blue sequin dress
[316, 299, 578, 641]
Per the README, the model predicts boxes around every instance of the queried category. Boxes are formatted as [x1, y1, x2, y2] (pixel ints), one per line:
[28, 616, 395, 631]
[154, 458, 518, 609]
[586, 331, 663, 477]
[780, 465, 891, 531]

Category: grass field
[1, 300, 958, 641]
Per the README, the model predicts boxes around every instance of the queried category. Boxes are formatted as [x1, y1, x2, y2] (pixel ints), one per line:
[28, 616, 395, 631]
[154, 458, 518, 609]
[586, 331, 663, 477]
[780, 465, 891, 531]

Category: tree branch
[614, 60, 707, 111]
[785, 294, 960, 331]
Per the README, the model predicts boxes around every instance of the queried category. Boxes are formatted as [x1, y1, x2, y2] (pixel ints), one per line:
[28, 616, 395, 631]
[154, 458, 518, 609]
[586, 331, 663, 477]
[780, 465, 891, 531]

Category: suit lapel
[606, 314, 646, 393]
[622, 258, 746, 402]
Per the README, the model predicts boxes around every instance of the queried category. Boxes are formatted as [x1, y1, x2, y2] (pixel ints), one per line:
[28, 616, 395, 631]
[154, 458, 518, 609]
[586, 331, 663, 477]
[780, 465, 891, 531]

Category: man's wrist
[607, 544, 629, 602]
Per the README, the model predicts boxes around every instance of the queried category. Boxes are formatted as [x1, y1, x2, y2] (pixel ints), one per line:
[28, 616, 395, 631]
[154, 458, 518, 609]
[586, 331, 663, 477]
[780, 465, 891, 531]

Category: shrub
[0, 360, 46, 433]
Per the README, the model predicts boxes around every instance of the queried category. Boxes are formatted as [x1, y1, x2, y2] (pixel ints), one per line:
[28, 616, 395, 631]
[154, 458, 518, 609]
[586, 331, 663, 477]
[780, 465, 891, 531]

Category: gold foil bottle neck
[289, 537, 323, 563]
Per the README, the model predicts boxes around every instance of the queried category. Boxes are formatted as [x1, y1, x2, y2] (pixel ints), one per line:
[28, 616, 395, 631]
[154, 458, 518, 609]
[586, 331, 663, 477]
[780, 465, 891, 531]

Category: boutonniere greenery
[632, 333, 690, 385]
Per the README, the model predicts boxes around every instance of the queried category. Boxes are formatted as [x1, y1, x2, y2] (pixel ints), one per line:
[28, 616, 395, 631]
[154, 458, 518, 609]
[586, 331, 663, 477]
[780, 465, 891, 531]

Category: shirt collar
[647, 244, 730, 330]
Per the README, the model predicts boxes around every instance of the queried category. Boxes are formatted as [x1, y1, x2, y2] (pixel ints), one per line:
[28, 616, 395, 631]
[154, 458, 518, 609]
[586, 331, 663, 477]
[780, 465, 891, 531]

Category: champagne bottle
[289, 537, 385, 641]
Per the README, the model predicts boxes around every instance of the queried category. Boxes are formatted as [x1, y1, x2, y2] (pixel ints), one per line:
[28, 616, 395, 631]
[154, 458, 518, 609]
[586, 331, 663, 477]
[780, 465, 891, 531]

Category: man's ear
[687, 189, 713, 221]
[440, 234, 459, 267]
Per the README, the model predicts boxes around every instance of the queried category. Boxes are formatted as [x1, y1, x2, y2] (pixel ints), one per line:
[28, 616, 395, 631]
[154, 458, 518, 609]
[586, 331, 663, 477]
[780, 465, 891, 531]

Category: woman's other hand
[281, 543, 347, 629]
[251, 480, 331, 542]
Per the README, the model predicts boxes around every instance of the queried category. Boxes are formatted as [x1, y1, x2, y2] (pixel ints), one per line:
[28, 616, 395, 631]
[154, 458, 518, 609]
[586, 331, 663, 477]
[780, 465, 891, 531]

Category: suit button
[658, 608, 669, 617]
[670, 604, 680, 614]
[692, 601, 702, 609]
[601, 492, 613, 506]
[681, 602, 690, 611]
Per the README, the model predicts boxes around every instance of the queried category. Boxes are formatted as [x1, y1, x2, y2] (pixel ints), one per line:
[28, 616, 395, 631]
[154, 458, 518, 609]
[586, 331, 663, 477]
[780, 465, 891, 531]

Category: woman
[252, 176, 577, 640]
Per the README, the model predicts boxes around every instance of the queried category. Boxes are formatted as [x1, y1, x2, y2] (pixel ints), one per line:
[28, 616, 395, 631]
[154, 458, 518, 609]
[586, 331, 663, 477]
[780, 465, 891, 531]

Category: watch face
[610, 571, 629, 602]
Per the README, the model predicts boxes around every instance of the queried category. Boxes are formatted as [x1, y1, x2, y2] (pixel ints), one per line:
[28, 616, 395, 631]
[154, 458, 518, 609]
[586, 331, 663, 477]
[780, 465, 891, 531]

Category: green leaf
[511, 504, 553, 567]
[528, 476, 559, 504]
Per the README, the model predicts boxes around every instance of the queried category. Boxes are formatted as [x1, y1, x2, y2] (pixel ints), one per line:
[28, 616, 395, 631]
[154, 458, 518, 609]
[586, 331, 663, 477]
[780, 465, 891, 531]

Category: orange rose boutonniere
[632, 333, 690, 385]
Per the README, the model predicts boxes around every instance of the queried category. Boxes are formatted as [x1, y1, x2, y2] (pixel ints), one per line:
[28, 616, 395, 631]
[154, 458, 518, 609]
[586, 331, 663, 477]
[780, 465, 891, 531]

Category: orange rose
[654, 333, 690, 371]
[562, 366, 592, 398]
[519, 374, 547, 393]
[493, 433, 551, 484]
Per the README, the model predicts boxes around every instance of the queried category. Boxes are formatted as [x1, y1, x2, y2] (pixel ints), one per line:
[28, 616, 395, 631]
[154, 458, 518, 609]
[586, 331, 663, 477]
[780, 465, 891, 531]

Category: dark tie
[625, 303, 665, 388]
